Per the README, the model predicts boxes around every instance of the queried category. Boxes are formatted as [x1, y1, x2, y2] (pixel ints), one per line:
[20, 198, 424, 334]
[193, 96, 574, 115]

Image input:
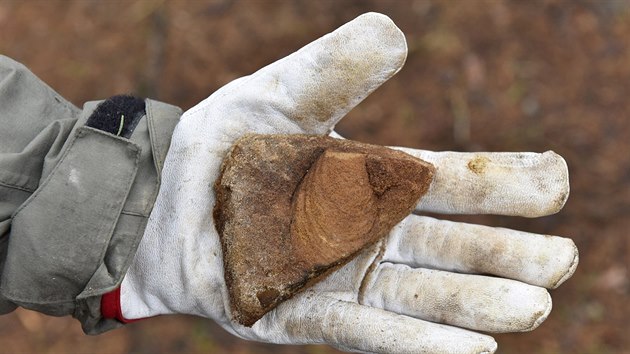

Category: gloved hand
[120, 13, 578, 353]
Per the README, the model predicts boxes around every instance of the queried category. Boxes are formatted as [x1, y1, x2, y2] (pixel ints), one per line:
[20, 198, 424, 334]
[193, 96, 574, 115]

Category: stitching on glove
[523, 291, 552, 332]
[550, 243, 579, 289]
[357, 239, 387, 305]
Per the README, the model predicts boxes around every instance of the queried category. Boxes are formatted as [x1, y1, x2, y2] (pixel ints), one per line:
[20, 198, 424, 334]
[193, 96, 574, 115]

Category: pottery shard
[213, 134, 435, 326]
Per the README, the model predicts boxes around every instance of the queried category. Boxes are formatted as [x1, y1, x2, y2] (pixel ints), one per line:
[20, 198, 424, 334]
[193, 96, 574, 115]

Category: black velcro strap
[86, 95, 146, 139]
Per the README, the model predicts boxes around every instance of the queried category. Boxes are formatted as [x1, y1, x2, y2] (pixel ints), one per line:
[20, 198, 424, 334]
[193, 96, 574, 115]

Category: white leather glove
[120, 13, 578, 354]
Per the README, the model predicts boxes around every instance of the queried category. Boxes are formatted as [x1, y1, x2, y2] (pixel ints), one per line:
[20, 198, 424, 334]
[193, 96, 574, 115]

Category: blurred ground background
[0, 0, 628, 353]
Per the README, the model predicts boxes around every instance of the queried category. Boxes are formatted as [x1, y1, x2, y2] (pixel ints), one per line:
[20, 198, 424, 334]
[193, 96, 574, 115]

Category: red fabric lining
[101, 286, 146, 324]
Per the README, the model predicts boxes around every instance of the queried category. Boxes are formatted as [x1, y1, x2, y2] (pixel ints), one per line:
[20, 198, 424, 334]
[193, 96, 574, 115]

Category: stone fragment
[213, 134, 435, 326]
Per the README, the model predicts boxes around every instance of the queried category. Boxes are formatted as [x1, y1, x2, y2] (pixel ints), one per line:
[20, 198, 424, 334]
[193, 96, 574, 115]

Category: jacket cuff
[0, 98, 181, 334]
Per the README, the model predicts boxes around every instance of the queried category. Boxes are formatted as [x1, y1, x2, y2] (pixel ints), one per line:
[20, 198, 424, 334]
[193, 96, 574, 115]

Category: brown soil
[0, 1, 628, 353]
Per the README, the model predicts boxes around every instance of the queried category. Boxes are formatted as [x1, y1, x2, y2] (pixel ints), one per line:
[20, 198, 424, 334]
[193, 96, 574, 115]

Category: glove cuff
[101, 287, 146, 324]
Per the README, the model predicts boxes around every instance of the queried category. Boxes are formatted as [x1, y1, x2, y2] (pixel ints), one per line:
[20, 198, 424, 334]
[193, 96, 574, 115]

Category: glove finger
[185, 12, 407, 135]
[393, 148, 569, 217]
[361, 264, 552, 333]
[258, 293, 497, 353]
[383, 215, 578, 289]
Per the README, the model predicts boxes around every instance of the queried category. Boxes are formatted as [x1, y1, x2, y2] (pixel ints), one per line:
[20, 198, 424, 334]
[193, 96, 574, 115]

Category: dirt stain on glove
[467, 155, 490, 175]
[214, 134, 434, 326]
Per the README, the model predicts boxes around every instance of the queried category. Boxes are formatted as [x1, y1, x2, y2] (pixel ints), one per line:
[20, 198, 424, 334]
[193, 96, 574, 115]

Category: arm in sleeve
[0, 55, 81, 314]
[0, 55, 182, 334]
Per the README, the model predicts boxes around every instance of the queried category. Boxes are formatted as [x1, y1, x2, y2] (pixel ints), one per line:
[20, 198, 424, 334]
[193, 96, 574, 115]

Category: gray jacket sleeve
[0, 55, 182, 334]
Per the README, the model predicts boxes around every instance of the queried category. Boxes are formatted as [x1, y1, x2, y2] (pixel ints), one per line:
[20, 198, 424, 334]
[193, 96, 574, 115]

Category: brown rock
[213, 134, 435, 326]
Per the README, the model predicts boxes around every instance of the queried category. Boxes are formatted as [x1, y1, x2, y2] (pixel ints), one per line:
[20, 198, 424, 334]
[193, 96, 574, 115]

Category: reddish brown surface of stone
[214, 134, 434, 326]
